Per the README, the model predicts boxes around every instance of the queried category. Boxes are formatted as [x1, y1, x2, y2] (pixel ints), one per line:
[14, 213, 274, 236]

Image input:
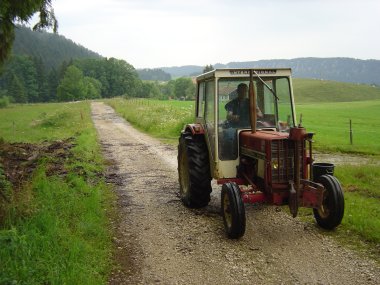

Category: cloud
[50, 0, 380, 68]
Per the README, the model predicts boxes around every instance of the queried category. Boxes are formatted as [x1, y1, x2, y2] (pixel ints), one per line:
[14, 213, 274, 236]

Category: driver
[225, 83, 263, 127]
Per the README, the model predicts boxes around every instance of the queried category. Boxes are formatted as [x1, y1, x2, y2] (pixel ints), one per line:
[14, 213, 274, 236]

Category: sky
[32, 0, 380, 68]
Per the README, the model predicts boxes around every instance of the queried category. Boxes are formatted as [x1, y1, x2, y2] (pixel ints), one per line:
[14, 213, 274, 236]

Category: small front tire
[313, 175, 344, 230]
[221, 182, 246, 239]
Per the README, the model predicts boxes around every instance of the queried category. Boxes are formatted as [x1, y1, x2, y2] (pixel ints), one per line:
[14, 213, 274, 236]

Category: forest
[0, 56, 195, 104]
[0, 27, 195, 105]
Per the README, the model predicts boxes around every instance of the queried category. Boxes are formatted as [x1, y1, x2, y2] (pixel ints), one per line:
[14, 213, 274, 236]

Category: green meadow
[0, 102, 90, 143]
[298, 100, 380, 155]
[0, 102, 113, 284]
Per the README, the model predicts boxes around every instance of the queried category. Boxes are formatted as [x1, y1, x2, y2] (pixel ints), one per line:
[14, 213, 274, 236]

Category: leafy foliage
[12, 26, 101, 70]
[0, 1, 57, 65]
[0, 56, 143, 102]
[203, 64, 214, 73]
[0, 94, 10, 108]
[173, 77, 195, 100]
[137, 68, 171, 81]
[57, 65, 86, 101]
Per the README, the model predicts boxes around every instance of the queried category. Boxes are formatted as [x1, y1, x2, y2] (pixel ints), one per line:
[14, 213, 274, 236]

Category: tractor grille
[271, 139, 303, 183]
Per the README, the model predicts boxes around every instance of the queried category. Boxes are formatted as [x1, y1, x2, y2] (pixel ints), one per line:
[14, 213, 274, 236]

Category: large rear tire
[178, 132, 212, 208]
[313, 175, 344, 230]
[221, 182, 246, 239]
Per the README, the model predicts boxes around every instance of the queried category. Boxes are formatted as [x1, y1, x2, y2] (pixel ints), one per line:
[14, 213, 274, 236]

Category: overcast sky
[39, 0, 380, 68]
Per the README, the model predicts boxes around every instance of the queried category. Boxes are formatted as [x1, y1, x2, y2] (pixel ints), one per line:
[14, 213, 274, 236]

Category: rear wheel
[313, 175, 344, 229]
[221, 182, 246, 239]
[178, 132, 212, 208]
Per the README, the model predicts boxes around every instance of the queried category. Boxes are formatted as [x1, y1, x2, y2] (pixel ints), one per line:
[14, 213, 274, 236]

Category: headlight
[272, 159, 279, 170]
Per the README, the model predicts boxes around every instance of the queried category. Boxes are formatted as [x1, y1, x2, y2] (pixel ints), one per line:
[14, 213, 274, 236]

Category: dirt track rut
[91, 102, 379, 285]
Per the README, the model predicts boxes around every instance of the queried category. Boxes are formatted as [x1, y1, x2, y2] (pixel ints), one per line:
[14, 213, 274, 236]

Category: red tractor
[178, 68, 344, 238]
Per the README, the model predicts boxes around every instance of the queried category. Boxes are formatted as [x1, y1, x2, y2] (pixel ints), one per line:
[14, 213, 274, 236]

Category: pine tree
[8, 72, 27, 103]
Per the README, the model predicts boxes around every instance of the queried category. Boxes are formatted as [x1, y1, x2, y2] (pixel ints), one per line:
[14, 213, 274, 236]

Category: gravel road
[91, 102, 379, 285]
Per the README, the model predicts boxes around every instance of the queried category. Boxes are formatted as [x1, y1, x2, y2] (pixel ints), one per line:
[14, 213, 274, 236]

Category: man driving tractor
[225, 83, 263, 128]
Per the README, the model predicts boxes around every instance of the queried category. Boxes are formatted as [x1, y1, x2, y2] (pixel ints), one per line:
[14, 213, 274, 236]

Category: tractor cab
[178, 68, 344, 239]
[195, 69, 295, 178]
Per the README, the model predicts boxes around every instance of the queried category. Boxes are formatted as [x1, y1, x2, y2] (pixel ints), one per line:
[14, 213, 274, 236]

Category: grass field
[293, 78, 380, 103]
[0, 102, 89, 143]
[106, 97, 380, 155]
[0, 102, 113, 284]
[106, 96, 380, 249]
[298, 100, 380, 155]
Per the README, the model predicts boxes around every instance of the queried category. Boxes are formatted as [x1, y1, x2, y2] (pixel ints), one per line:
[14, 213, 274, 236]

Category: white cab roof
[196, 68, 292, 82]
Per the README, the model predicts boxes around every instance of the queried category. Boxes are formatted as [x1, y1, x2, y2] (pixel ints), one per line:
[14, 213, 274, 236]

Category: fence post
[349, 119, 353, 145]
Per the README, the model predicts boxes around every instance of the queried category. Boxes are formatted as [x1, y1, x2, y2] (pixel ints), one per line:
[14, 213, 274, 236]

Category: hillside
[12, 26, 102, 70]
[161, 58, 380, 86]
[293, 78, 380, 103]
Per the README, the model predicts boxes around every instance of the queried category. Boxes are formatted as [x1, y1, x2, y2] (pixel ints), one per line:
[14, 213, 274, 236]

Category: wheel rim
[318, 190, 330, 218]
[223, 193, 232, 229]
[179, 150, 189, 197]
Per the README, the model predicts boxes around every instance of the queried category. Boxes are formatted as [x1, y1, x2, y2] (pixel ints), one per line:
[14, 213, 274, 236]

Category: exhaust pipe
[249, 70, 256, 133]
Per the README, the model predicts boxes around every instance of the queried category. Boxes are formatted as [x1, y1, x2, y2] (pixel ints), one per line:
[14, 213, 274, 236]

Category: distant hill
[161, 58, 380, 86]
[293, 78, 380, 103]
[12, 26, 102, 70]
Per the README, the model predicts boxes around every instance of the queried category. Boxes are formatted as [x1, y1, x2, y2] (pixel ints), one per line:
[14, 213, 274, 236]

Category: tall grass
[106, 98, 194, 142]
[0, 102, 90, 142]
[0, 102, 114, 284]
[335, 165, 380, 244]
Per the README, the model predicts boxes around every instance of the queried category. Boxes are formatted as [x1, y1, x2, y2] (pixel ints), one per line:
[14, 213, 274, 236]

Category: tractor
[178, 68, 344, 239]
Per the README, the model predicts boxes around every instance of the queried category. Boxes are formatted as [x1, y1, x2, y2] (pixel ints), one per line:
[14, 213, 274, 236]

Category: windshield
[217, 77, 294, 160]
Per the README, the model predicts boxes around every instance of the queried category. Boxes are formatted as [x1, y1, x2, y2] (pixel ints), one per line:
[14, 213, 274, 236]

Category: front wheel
[221, 182, 246, 239]
[313, 175, 344, 229]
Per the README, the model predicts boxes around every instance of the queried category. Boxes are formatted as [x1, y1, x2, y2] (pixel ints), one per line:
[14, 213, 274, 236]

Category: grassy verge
[105, 98, 194, 143]
[0, 102, 114, 284]
[335, 165, 380, 244]
[0, 102, 90, 143]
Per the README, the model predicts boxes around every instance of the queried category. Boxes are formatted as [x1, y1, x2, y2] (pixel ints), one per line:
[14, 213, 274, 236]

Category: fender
[183, 123, 205, 135]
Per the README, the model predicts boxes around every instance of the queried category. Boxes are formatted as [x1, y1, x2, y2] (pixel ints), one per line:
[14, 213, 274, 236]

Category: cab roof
[196, 68, 292, 82]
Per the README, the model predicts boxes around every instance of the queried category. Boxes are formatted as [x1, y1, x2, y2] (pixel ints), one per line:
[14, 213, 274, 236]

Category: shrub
[0, 96, 10, 108]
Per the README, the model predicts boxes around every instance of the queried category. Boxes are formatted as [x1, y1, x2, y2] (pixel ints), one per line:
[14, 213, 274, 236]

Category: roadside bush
[0, 96, 10, 108]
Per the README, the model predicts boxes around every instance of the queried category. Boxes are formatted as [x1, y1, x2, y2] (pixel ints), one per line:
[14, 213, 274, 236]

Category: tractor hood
[240, 130, 289, 153]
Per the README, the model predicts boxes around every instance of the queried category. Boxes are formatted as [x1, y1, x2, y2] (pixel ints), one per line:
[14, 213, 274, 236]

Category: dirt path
[91, 102, 379, 285]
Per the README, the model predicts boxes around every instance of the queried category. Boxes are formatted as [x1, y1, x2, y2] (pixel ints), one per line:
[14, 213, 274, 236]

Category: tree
[74, 57, 141, 98]
[33, 56, 49, 101]
[137, 68, 171, 81]
[8, 72, 27, 103]
[137, 81, 161, 98]
[159, 80, 175, 99]
[0, 55, 39, 102]
[0, 0, 58, 65]
[203, 64, 214, 73]
[57, 65, 86, 101]
[47, 68, 59, 101]
[173, 78, 195, 100]
[83, 76, 102, 99]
